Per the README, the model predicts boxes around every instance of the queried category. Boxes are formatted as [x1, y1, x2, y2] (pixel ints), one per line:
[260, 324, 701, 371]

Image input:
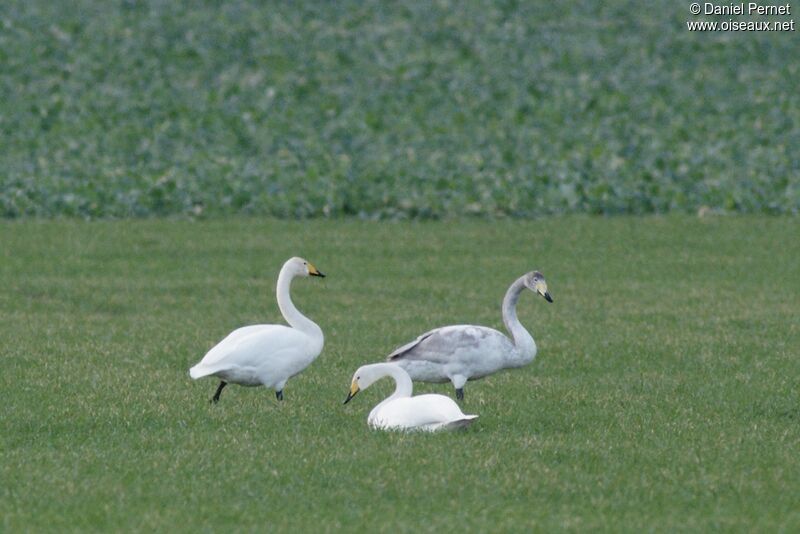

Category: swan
[387, 271, 552, 400]
[189, 256, 325, 403]
[343, 363, 478, 431]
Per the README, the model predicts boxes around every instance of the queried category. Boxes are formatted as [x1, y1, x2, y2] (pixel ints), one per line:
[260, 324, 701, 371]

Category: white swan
[387, 271, 552, 400]
[343, 363, 478, 432]
[189, 257, 325, 402]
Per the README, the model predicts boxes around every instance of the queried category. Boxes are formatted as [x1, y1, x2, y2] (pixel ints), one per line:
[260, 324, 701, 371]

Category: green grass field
[2, 217, 799, 531]
[3, 1, 799, 218]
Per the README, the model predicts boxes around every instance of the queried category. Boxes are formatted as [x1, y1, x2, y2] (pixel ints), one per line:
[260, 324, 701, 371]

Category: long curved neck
[376, 364, 413, 403]
[502, 275, 537, 364]
[369, 364, 414, 423]
[276, 266, 322, 339]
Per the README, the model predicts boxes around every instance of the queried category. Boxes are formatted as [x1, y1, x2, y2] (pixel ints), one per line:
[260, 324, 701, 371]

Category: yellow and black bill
[343, 381, 360, 404]
[535, 279, 553, 303]
[307, 262, 325, 277]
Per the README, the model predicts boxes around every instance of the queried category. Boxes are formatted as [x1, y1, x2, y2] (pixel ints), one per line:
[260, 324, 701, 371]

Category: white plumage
[344, 363, 478, 432]
[388, 271, 552, 400]
[189, 257, 325, 402]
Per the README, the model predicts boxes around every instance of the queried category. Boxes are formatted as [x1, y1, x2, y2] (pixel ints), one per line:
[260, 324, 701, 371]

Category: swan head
[286, 256, 325, 278]
[343, 364, 383, 404]
[525, 271, 553, 303]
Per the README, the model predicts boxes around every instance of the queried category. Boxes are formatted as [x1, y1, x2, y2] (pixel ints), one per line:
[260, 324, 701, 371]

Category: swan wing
[372, 395, 475, 430]
[387, 325, 508, 364]
[195, 325, 310, 370]
[386, 329, 439, 360]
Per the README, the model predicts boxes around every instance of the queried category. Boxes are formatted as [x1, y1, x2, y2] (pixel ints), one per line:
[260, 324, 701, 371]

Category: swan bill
[307, 262, 325, 277]
[534, 279, 552, 302]
[343, 381, 360, 404]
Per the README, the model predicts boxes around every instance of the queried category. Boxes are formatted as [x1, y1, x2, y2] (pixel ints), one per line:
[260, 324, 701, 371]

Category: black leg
[211, 381, 227, 404]
[275, 390, 284, 401]
[456, 388, 464, 401]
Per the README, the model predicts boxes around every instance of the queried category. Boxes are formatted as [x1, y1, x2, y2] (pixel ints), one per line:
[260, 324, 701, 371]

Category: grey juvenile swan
[387, 271, 552, 400]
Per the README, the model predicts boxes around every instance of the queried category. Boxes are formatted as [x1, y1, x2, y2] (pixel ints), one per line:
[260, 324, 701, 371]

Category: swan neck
[372, 364, 413, 408]
[502, 275, 536, 361]
[369, 365, 414, 425]
[387, 364, 413, 400]
[276, 265, 321, 338]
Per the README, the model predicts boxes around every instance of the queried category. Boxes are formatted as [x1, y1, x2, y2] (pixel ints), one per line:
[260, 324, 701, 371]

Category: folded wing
[387, 325, 507, 364]
[190, 324, 311, 377]
[372, 394, 475, 430]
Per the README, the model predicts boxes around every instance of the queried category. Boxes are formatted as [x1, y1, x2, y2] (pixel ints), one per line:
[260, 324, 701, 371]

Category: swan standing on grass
[189, 257, 325, 403]
[387, 271, 552, 400]
[344, 363, 478, 431]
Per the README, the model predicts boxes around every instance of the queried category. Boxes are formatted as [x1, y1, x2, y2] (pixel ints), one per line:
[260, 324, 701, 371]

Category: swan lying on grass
[387, 271, 552, 400]
[344, 363, 478, 432]
[189, 257, 325, 403]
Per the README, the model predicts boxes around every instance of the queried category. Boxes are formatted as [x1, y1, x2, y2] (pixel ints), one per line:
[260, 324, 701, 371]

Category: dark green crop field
[2, 1, 799, 218]
[2, 217, 799, 531]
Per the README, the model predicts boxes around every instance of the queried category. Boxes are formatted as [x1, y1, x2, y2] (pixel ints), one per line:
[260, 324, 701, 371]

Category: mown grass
[2, 1, 799, 218]
[2, 217, 799, 531]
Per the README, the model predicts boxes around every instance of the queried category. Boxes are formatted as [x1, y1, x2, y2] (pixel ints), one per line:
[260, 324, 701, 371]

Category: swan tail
[444, 415, 478, 430]
[189, 364, 213, 380]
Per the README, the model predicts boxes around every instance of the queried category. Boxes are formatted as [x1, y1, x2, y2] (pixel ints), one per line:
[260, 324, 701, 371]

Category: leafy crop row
[2, 1, 798, 218]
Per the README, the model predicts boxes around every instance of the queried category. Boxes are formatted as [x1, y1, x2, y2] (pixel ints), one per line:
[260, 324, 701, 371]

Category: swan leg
[451, 374, 468, 401]
[211, 381, 227, 404]
[274, 379, 287, 401]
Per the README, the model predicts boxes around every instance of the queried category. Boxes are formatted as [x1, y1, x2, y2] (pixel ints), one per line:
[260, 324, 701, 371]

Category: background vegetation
[2, 0, 798, 218]
[2, 218, 799, 531]
[3, 2, 798, 530]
